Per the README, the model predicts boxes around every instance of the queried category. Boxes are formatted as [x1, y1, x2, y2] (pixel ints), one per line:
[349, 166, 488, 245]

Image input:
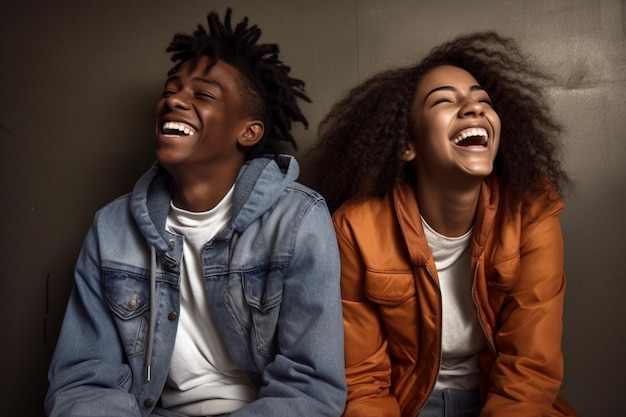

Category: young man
[45, 9, 346, 417]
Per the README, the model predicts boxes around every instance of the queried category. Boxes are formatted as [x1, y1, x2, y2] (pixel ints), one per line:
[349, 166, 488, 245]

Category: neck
[168, 163, 241, 212]
[171, 182, 233, 212]
[415, 177, 482, 237]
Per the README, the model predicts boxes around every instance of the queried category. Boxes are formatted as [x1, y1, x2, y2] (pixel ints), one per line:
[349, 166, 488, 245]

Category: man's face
[408, 65, 501, 186]
[155, 56, 254, 176]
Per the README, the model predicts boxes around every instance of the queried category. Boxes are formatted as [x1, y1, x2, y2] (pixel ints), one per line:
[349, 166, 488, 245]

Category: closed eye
[161, 89, 176, 99]
[195, 92, 216, 100]
[431, 97, 455, 107]
[161, 77, 181, 99]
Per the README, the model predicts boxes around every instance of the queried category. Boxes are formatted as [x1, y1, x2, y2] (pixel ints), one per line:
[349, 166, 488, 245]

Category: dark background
[2, 1, 624, 416]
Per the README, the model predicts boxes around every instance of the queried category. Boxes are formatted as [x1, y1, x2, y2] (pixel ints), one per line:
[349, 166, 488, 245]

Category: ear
[403, 141, 417, 161]
[237, 120, 264, 148]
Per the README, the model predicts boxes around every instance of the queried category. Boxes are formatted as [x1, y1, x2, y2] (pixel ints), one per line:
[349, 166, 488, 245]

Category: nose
[164, 91, 191, 110]
[460, 98, 485, 118]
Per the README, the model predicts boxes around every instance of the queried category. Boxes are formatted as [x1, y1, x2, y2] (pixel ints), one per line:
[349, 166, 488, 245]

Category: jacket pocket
[485, 254, 519, 289]
[103, 270, 150, 357]
[364, 270, 416, 306]
[242, 264, 285, 355]
[484, 254, 520, 313]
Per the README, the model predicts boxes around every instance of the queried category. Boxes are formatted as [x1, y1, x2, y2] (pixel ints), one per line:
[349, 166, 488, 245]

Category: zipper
[471, 259, 496, 353]
[413, 264, 443, 415]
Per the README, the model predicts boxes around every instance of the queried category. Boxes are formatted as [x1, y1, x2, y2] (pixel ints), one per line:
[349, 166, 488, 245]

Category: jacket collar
[393, 182, 430, 266]
[392, 175, 500, 265]
[473, 175, 499, 257]
[130, 155, 300, 254]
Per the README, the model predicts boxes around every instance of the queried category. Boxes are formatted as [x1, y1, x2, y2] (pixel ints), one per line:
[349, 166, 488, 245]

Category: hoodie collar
[130, 155, 300, 252]
[131, 163, 172, 253]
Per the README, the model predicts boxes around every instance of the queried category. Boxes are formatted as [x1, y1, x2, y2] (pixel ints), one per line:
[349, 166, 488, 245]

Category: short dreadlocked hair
[166, 8, 311, 158]
[313, 32, 570, 212]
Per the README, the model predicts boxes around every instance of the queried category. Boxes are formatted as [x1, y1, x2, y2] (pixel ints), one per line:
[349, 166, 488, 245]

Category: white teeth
[163, 121, 196, 135]
[453, 128, 488, 144]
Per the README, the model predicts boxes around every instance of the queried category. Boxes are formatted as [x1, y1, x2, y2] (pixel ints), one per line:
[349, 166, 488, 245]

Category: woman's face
[407, 65, 501, 187]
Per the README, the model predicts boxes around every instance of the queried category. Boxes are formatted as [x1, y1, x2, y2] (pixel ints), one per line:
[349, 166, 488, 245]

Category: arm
[335, 220, 402, 417]
[231, 198, 346, 417]
[481, 209, 568, 416]
[45, 223, 142, 417]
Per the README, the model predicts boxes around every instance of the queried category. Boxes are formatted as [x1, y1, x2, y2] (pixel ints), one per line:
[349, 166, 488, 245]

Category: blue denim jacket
[45, 155, 346, 417]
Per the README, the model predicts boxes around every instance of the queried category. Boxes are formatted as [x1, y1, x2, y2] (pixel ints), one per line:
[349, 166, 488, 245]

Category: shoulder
[275, 182, 334, 229]
[93, 193, 133, 224]
[523, 184, 565, 223]
[332, 193, 395, 238]
[489, 176, 565, 224]
[284, 181, 327, 205]
[240, 179, 335, 236]
[334, 191, 394, 221]
[507, 184, 564, 224]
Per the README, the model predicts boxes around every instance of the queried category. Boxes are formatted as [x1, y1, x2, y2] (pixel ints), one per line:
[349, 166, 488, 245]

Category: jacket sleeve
[334, 217, 402, 417]
[481, 203, 572, 417]
[230, 198, 347, 417]
[45, 223, 142, 417]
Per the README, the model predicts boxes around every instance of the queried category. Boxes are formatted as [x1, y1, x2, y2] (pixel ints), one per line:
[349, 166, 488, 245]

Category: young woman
[313, 32, 578, 417]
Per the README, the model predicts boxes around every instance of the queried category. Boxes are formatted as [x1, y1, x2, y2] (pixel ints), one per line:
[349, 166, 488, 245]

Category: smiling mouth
[162, 121, 197, 136]
[452, 127, 488, 146]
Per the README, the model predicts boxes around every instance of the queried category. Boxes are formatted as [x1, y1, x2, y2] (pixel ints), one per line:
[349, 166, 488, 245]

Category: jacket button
[168, 312, 178, 321]
[143, 398, 154, 408]
[127, 294, 138, 310]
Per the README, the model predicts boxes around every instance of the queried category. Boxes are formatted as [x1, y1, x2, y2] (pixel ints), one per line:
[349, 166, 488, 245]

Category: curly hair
[312, 32, 570, 212]
[166, 8, 311, 158]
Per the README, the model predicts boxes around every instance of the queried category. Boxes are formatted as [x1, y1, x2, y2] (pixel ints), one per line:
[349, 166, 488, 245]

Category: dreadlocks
[312, 31, 570, 212]
[166, 8, 311, 157]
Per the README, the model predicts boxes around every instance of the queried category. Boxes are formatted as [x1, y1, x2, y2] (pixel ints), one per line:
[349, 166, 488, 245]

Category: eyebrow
[423, 85, 486, 102]
[164, 75, 223, 91]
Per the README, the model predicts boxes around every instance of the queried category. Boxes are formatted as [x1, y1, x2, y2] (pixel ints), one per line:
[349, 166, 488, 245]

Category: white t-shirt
[421, 217, 487, 390]
[161, 187, 256, 415]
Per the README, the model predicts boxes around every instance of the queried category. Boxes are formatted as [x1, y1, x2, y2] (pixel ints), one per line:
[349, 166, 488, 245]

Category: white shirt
[161, 187, 256, 415]
[422, 217, 487, 390]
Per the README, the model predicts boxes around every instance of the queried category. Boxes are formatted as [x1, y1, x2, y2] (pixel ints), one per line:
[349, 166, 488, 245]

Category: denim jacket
[45, 155, 346, 417]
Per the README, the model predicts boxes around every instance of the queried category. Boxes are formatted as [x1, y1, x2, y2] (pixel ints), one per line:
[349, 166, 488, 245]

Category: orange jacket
[333, 177, 578, 417]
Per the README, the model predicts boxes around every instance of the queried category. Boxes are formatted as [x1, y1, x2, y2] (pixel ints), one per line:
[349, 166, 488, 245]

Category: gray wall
[1, 1, 624, 415]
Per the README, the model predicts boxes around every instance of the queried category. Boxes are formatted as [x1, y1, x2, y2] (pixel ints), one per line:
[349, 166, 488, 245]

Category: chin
[463, 166, 494, 179]
[155, 151, 178, 170]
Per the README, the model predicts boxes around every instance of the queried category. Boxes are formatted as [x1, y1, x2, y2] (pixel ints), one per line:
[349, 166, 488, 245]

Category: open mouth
[452, 127, 488, 147]
[161, 121, 197, 136]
